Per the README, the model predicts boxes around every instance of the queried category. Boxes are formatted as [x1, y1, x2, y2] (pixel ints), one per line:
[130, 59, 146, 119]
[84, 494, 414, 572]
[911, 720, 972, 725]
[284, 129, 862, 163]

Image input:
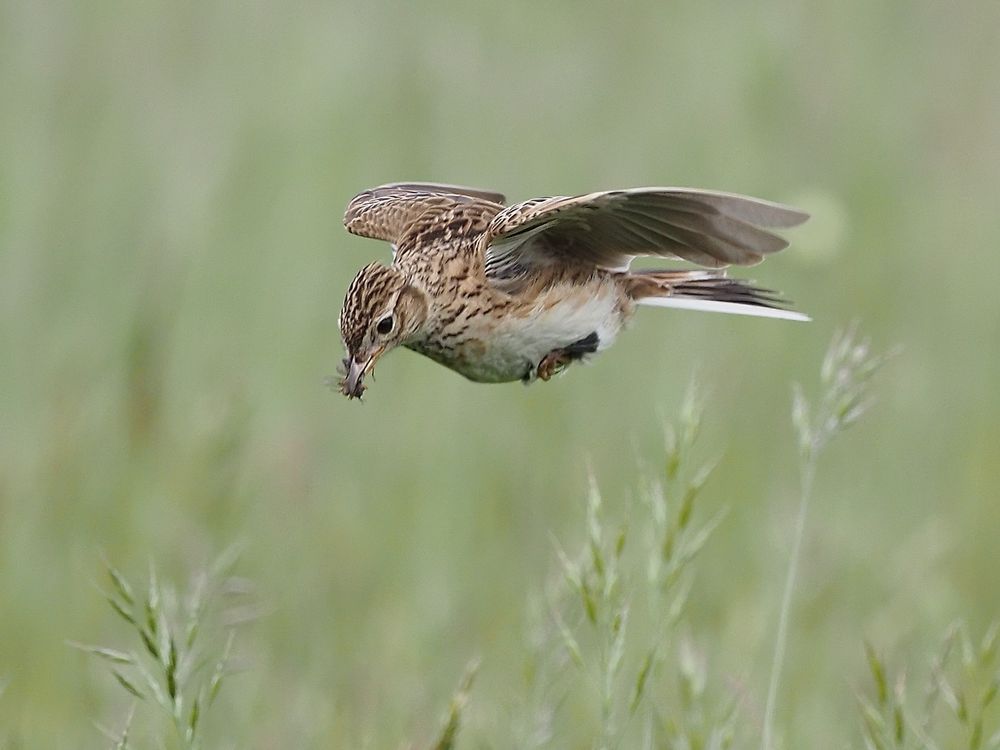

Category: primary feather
[482, 187, 809, 276]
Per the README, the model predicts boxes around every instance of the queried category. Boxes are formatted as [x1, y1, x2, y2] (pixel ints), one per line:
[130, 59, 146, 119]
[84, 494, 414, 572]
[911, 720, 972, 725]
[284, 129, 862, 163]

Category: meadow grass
[510, 383, 736, 749]
[763, 325, 897, 750]
[443, 328, 996, 749]
[858, 623, 1000, 750]
[75, 549, 253, 749]
[72, 328, 951, 750]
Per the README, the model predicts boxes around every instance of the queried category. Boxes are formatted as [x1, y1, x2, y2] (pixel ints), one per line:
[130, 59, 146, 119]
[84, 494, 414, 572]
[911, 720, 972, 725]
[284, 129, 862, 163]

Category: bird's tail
[626, 269, 809, 322]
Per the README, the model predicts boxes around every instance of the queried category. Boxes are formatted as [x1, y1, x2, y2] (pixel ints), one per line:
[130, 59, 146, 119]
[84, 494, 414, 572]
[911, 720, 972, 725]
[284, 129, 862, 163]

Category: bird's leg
[537, 350, 573, 381]
[536, 332, 600, 382]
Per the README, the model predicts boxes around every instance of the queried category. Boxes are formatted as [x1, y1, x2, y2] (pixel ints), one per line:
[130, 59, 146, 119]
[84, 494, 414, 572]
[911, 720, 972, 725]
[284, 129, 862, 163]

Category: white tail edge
[638, 296, 811, 322]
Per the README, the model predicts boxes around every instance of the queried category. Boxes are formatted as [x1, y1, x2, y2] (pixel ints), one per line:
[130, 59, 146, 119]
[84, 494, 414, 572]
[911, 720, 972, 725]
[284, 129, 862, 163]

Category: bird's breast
[411, 277, 631, 383]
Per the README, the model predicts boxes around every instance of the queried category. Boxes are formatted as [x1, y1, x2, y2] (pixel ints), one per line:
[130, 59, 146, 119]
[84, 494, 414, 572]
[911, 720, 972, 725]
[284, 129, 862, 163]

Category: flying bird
[336, 182, 809, 399]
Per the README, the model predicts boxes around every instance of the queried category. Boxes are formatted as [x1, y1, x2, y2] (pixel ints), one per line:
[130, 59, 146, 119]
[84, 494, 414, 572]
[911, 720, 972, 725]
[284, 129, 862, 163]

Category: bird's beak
[339, 348, 383, 400]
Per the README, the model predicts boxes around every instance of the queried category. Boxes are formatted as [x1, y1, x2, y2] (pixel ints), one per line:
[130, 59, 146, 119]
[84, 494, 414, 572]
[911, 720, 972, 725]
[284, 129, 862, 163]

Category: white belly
[451, 280, 627, 383]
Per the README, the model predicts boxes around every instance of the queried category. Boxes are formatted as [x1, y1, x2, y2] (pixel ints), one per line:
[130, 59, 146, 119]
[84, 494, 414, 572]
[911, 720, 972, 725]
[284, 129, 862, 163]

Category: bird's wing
[481, 187, 808, 279]
[344, 183, 507, 248]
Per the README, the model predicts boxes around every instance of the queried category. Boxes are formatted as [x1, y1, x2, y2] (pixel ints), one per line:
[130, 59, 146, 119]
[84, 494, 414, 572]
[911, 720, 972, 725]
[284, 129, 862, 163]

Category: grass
[73, 549, 252, 749]
[516, 383, 734, 748]
[72, 329, 919, 749]
[762, 326, 897, 750]
[859, 623, 1000, 750]
[77, 380, 737, 749]
[431, 659, 480, 750]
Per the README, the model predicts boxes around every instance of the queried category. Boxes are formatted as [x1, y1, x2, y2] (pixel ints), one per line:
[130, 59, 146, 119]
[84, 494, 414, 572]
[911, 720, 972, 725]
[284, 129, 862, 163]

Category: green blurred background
[2, 0, 999, 746]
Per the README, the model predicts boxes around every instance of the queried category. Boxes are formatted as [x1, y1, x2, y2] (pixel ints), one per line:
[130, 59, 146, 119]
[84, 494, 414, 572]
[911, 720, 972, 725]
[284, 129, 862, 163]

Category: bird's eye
[376, 316, 394, 335]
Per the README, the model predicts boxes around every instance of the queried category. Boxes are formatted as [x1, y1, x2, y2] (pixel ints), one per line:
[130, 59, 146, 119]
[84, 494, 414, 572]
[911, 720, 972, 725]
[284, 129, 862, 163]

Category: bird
[335, 182, 809, 399]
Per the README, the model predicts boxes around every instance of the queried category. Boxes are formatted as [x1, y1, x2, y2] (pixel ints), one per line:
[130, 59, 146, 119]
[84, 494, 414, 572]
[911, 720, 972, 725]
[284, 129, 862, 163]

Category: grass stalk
[761, 450, 816, 750]
[77, 550, 253, 749]
[762, 324, 894, 750]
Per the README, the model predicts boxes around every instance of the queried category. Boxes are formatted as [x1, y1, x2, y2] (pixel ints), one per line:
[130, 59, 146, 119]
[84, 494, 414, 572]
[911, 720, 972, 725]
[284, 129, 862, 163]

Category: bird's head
[336, 262, 429, 399]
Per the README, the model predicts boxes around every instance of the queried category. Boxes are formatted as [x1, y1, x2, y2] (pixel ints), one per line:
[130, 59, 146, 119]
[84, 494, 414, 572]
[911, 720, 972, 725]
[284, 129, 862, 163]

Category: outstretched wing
[481, 187, 808, 279]
[343, 182, 507, 248]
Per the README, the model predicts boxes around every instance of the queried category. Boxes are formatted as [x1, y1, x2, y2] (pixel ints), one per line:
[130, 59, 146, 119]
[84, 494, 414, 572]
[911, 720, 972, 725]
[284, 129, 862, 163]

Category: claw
[537, 351, 572, 381]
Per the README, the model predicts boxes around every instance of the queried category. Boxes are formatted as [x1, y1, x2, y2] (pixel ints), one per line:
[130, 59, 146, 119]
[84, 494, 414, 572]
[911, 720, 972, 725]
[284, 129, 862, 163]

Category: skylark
[336, 182, 808, 399]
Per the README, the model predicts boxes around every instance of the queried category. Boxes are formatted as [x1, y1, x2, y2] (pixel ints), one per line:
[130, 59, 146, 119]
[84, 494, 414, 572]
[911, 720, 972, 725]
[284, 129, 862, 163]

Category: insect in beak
[338, 348, 384, 400]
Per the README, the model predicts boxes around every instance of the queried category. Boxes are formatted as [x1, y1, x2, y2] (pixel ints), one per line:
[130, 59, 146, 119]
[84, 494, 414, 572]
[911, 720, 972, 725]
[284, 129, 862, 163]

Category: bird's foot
[536, 332, 600, 382]
[537, 350, 573, 381]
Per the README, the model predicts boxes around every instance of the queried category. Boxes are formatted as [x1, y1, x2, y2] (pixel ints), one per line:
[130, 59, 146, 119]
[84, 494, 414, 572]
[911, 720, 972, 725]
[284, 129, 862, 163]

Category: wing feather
[344, 182, 506, 245]
[482, 187, 808, 276]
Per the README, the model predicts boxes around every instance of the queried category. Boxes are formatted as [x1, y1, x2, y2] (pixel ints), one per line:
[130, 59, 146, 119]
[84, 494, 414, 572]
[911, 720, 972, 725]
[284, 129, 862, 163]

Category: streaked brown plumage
[336, 182, 809, 399]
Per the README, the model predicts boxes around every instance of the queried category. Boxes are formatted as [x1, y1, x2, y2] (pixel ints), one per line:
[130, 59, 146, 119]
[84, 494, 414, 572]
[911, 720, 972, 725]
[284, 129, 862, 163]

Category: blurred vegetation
[1, 0, 999, 746]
